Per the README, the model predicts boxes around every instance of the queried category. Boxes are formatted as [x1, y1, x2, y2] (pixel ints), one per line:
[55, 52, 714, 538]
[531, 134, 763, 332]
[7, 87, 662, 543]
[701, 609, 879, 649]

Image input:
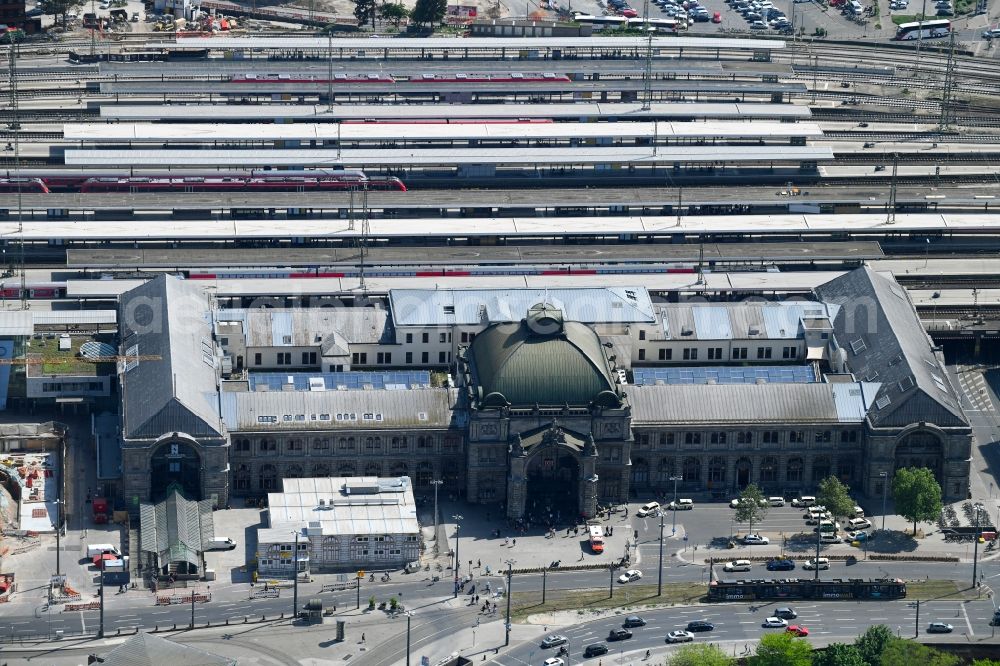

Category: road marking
[80, 611, 86, 633]
[961, 603, 975, 637]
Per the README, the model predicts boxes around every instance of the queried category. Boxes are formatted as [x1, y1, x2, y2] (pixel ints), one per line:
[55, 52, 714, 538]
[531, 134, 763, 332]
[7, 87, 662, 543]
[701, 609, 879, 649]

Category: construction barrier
[155, 592, 212, 606]
[65, 601, 101, 611]
[249, 588, 279, 599]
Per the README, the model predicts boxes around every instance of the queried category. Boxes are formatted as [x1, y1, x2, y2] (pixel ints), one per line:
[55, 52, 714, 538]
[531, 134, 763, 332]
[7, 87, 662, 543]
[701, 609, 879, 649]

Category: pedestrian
[512, 538, 516, 547]
[504, 536, 509, 547]
[362, 633, 366, 642]
[477, 559, 481, 568]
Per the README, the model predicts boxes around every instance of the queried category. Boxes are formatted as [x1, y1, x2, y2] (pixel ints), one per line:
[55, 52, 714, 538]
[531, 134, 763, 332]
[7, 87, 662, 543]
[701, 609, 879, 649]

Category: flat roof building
[258, 476, 420, 575]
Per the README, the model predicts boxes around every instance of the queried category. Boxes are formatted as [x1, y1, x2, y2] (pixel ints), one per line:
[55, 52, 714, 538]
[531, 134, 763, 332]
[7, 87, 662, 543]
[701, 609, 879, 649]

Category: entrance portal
[150, 440, 201, 502]
[735, 457, 752, 490]
[895, 431, 944, 482]
[525, 450, 580, 524]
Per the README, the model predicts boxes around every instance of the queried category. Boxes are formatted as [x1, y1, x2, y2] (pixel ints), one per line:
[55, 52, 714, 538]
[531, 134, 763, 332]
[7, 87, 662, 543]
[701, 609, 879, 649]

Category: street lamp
[405, 611, 413, 666]
[53, 498, 63, 578]
[879, 471, 889, 534]
[973, 502, 984, 588]
[669, 475, 682, 536]
[504, 559, 515, 647]
[290, 528, 301, 620]
[657, 506, 665, 597]
[430, 479, 443, 555]
[452, 514, 463, 599]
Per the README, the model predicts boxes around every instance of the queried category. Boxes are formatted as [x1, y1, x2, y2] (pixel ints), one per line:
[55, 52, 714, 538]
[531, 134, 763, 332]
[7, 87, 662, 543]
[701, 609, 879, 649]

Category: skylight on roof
[898, 375, 915, 392]
[850, 338, 867, 355]
[876, 394, 892, 410]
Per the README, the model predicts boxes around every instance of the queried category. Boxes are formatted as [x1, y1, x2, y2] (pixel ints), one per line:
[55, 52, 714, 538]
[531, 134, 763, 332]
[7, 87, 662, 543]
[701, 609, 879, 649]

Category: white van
[847, 518, 872, 530]
[206, 537, 237, 551]
[768, 497, 785, 507]
[852, 505, 865, 518]
[791, 496, 816, 507]
[803, 557, 830, 570]
[849, 0, 863, 13]
[669, 498, 694, 511]
[86, 543, 120, 559]
[637, 502, 660, 517]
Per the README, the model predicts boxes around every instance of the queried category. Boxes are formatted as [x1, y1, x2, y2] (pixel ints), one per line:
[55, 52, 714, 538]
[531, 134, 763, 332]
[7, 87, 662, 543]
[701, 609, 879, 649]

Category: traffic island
[509, 582, 706, 621]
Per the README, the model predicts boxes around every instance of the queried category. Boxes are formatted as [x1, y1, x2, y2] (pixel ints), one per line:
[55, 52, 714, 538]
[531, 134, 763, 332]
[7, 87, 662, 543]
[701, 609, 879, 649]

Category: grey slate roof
[627, 382, 878, 424]
[220, 387, 457, 431]
[389, 287, 656, 326]
[120, 276, 224, 440]
[224, 307, 391, 347]
[814, 267, 967, 429]
[655, 301, 839, 341]
[100, 632, 235, 666]
[139, 490, 214, 567]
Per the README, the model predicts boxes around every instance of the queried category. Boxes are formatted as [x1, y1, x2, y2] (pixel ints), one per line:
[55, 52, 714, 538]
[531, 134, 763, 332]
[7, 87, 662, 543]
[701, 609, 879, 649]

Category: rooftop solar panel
[248, 371, 432, 392]
[632, 365, 817, 386]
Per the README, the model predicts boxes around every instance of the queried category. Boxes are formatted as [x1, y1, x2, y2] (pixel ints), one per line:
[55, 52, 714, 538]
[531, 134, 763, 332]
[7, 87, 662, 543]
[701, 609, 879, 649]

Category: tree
[411, 0, 447, 26]
[668, 643, 733, 666]
[812, 643, 866, 666]
[854, 625, 894, 665]
[734, 483, 769, 536]
[38, 0, 83, 28]
[817, 476, 855, 521]
[973, 661, 1000, 666]
[879, 638, 958, 666]
[354, 0, 377, 28]
[751, 632, 812, 666]
[378, 2, 409, 27]
[892, 467, 943, 535]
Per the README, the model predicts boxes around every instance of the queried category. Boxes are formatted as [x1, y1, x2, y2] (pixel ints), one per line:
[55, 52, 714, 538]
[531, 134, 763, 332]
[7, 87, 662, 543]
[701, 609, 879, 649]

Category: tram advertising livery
[707, 578, 906, 602]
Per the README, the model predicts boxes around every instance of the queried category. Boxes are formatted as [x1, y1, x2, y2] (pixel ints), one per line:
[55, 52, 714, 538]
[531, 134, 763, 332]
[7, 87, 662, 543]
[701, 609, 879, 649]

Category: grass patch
[510, 582, 706, 621]
[892, 13, 929, 23]
[29, 336, 100, 376]
[906, 580, 981, 601]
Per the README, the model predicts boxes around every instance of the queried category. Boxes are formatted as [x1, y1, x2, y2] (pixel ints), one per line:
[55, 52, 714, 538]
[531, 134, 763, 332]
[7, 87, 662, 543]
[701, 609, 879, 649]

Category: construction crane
[0, 355, 163, 365]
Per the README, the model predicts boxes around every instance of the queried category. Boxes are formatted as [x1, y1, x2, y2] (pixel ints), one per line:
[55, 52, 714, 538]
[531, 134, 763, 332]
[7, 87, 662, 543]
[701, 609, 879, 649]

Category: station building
[112, 267, 970, 521]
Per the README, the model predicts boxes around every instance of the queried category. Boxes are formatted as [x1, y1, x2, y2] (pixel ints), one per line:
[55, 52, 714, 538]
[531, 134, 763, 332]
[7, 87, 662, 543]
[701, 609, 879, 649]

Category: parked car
[618, 569, 643, 584]
[763, 617, 789, 628]
[724, 559, 752, 572]
[666, 630, 695, 643]
[668, 499, 694, 511]
[712, 11, 722, 21]
[820, 533, 843, 544]
[766, 559, 795, 571]
[791, 496, 816, 507]
[983, 28, 1000, 39]
[743, 533, 770, 545]
[768, 497, 785, 507]
[541, 635, 568, 648]
[927, 622, 954, 634]
[687, 620, 715, 632]
[847, 530, 869, 541]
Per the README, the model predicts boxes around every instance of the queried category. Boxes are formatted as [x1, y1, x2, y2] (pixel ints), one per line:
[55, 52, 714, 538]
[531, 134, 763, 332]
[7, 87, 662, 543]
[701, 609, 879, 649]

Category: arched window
[234, 464, 251, 490]
[416, 461, 434, 486]
[657, 458, 673, 483]
[760, 457, 778, 484]
[631, 458, 649, 486]
[682, 457, 701, 482]
[337, 462, 356, 477]
[390, 462, 408, 477]
[234, 439, 251, 453]
[812, 456, 831, 482]
[259, 464, 278, 491]
[365, 461, 382, 476]
[787, 457, 804, 483]
[287, 464, 304, 479]
[707, 457, 726, 484]
[311, 463, 331, 478]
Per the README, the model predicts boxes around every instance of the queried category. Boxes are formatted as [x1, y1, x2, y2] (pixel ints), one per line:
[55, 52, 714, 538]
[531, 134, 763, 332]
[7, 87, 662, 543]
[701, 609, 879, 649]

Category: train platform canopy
[100, 80, 808, 95]
[20, 213, 1000, 245]
[63, 145, 834, 167]
[65, 271, 851, 301]
[150, 36, 786, 51]
[98, 102, 813, 121]
[63, 121, 823, 143]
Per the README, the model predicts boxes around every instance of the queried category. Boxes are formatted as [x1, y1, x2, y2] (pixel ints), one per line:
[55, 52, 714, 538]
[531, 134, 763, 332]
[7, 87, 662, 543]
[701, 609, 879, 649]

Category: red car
[621, 8, 638, 16]
[786, 625, 810, 637]
[712, 11, 722, 22]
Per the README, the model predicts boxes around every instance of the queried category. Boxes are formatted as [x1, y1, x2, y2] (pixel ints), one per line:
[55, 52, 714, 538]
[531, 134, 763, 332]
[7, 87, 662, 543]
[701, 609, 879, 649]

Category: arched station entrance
[150, 439, 202, 502]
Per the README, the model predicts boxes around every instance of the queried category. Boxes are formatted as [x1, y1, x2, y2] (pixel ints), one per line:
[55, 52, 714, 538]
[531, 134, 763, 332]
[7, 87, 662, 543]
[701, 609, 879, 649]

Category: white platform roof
[63, 121, 823, 143]
[99, 102, 813, 121]
[158, 36, 785, 50]
[64, 145, 834, 167]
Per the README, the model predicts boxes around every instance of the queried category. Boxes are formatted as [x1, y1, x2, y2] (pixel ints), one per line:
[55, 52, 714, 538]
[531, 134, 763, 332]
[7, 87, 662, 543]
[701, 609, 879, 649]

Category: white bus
[574, 14, 678, 33]
[894, 19, 950, 40]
